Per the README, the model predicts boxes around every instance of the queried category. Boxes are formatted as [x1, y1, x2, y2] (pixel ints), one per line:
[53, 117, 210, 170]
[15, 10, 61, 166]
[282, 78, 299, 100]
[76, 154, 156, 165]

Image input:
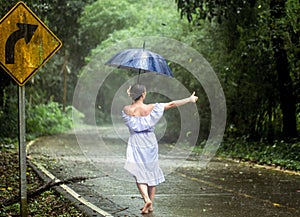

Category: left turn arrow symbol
[5, 23, 38, 64]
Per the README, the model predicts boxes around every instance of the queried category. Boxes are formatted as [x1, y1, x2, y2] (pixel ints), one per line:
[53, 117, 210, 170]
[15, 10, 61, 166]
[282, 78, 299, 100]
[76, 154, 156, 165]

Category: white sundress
[122, 103, 165, 186]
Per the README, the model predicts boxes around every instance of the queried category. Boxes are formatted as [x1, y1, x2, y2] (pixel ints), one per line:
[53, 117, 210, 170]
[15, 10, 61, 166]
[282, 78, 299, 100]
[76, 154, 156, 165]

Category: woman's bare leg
[148, 186, 156, 212]
[136, 183, 152, 214]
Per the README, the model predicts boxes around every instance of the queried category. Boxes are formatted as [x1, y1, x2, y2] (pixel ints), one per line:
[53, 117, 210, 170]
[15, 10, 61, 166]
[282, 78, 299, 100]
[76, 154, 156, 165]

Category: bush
[218, 140, 300, 171]
[26, 102, 73, 138]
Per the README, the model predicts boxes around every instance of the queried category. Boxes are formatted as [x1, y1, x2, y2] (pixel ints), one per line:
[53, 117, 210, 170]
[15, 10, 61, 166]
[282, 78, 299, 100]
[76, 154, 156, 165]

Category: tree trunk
[270, 0, 297, 138]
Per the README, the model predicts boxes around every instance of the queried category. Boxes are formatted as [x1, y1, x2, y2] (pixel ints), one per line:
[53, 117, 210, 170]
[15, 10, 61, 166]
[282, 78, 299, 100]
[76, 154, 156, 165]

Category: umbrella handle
[138, 69, 141, 83]
[143, 41, 146, 50]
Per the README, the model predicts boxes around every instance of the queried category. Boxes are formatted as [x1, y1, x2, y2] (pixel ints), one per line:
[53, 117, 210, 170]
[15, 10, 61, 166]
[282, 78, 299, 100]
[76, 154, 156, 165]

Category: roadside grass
[215, 139, 300, 171]
[0, 103, 89, 216]
[0, 144, 88, 217]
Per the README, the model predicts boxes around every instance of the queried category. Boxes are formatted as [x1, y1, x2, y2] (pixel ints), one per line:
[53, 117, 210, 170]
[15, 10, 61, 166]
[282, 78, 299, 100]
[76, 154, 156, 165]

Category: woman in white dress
[122, 84, 198, 214]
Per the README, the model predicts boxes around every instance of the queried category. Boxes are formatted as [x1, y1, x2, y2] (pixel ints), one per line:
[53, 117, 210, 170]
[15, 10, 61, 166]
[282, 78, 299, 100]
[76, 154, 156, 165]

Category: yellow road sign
[0, 1, 62, 86]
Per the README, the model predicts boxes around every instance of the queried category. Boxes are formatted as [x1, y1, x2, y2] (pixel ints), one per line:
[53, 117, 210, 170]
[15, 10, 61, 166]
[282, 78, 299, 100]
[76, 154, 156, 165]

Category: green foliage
[26, 102, 73, 138]
[79, 0, 140, 55]
[0, 84, 18, 138]
[36, 0, 96, 107]
[27, 55, 64, 105]
[176, 0, 299, 140]
[1, 0, 298, 144]
[176, 0, 257, 24]
[218, 140, 300, 171]
[0, 0, 95, 108]
[83, 0, 187, 54]
[0, 85, 74, 140]
[79, 0, 197, 136]
[0, 0, 91, 140]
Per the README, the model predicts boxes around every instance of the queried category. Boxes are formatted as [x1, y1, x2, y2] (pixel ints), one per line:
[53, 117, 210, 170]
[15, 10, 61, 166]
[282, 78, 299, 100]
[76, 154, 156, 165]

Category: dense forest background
[0, 0, 299, 145]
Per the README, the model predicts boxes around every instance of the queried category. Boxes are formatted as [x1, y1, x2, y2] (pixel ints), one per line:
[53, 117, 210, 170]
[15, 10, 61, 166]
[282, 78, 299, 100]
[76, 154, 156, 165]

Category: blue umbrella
[105, 48, 173, 81]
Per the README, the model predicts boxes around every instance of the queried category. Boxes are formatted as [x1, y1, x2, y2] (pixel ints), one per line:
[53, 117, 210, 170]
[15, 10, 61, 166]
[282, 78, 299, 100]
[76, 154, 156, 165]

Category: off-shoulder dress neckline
[122, 103, 158, 118]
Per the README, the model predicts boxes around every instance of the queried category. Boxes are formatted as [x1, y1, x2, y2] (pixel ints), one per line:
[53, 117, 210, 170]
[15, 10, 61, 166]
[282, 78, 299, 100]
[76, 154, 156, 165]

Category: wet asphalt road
[28, 127, 300, 217]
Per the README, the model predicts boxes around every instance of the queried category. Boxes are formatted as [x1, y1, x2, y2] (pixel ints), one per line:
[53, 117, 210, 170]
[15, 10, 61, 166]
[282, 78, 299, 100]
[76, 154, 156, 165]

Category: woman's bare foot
[141, 206, 153, 212]
[148, 206, 154, 212]
[141, 201, 152, 214]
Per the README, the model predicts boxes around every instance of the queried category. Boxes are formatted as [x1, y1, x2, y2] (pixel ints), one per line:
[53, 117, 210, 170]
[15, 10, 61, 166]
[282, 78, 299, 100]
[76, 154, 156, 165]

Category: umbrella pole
[138, 69, 141, 84]
[138, 41, 145, 83]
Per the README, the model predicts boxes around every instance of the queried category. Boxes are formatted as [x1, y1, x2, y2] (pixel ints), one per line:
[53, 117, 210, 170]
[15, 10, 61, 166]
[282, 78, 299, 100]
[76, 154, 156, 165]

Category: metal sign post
[0, 2, 62, 216]
[18, 85, 27, 216]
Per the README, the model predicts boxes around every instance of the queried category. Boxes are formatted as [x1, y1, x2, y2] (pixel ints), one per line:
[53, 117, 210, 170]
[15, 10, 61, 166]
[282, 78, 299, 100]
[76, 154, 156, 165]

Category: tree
[176, 0, 299, 140]
[270, 0, 297, 138]
[0, 0, 94, 138]
[77, 0, 210, 142]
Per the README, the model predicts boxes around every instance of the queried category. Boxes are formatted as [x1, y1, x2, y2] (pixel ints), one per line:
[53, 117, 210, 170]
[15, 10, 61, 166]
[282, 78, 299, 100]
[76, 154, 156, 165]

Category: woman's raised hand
[190, 91, 198, 103]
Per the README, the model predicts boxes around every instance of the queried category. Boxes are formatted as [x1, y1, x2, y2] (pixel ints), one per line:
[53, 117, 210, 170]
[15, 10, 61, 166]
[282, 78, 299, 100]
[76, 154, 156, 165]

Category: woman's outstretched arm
[164, 92, 198, 110]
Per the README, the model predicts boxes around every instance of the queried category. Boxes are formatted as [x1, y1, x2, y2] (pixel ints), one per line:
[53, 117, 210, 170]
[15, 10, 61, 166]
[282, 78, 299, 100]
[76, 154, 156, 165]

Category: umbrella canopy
[105, 48, 173, 77]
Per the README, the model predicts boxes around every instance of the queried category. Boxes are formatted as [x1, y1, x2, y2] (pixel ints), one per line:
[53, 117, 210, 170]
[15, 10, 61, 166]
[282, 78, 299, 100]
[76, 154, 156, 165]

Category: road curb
[27, 139, 114, 217]
[217, 157, 300, 176]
